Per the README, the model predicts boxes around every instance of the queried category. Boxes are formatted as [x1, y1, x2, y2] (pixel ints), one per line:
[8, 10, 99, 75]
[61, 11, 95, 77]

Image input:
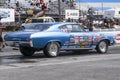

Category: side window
[58, 24, 84, 33]
[59, 25, 68, 32]
[72, 24, 84, 32]
[44, 19, 48, 22]
[48, 18, 54, 22]
[66, 25, 72, 32]
[31, 19, 37, 23]
[48, 18, 51, 22]
[66, 24, 84, 32]
[72, 25, 80, 32]
[38, 19, 44, 22]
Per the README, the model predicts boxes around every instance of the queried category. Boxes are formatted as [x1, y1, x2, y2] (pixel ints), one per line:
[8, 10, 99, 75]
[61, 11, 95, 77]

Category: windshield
[23, 23, 53, 31]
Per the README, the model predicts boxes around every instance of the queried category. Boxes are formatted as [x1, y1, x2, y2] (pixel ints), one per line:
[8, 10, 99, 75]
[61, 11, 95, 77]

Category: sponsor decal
[70, 38, 74, 42]
[116, 33, 120, 40]
[83, 42, 89, 45]
[74, 36, 80, 43]
[93, 41, 98, 45]
[80, 46, 84, 48]
[89, 36, 92, 41]
[100, 34, 104, 36]
[78, 42, 83, 45]
[69, 46, 76, 48]
[76, 46, 80, 48]
[88, 42, 92, 45]
[84, 36, 88, 39]
[62, 46, 68, 48]
[74, 36, 80, 39]
[69, 42, 75, 45]
[84, 45, 90, 48]
[100, 34, 106, 38]
[69, 36, 93, 46]
[84, 38, 88, 42]
[79, 37, 84, 41]
[64, 41, 69, 45]
[95, 36, 100, 40]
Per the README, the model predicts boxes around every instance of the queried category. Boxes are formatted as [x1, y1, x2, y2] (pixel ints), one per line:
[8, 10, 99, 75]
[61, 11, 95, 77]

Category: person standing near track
[0, 16, 4, 51]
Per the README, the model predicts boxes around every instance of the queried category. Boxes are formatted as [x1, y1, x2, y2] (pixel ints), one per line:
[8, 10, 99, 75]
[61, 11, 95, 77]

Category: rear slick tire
[19, 46, 35, 56]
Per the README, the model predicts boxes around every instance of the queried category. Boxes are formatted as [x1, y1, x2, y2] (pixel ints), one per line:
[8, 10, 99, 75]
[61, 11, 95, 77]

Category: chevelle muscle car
[4, 22, 116, 57]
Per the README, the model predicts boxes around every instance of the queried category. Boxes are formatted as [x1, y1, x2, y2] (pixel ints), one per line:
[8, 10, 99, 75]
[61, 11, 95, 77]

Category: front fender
[96, 37, 115, 46]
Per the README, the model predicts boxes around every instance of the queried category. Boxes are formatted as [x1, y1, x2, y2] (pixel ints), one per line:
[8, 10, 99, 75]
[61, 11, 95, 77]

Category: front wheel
[43, 42, 60, 57]
[19, 46, 35, 56]
[96, 40, 108, 53]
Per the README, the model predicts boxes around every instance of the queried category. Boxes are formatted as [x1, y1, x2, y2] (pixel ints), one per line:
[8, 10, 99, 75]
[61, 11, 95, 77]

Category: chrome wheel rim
[99, 41, 107, 52]
[49, 43, 58, 56]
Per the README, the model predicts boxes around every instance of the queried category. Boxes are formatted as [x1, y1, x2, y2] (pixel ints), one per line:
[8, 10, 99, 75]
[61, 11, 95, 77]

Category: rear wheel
[19, 46, 35, 56]
[43, 42, 60, 57]
[96, 40, 108, 53]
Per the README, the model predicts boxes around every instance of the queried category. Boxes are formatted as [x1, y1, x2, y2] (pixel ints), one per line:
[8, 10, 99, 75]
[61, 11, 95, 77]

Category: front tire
[43, 42, 60, 57]
[96, 40, 108, 53]
[19, 46, 35, 56]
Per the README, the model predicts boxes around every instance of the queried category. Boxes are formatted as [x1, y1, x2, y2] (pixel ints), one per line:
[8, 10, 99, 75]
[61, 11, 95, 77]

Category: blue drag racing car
[4, 22, 116, 57]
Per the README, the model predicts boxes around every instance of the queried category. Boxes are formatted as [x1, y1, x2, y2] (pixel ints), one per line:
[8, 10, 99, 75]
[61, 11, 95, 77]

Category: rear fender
[44, 40, 62, 48]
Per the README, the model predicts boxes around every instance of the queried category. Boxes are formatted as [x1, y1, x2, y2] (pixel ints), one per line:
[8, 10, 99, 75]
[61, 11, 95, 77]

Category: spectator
[113, 23, 120, 29]
[8, 0, 10, 3]
[110, 19, 115, 28]
[41, 3, 47, 10]
[0, 17, 4, 51]
[66, 18, 72, 22]
[40, 0, 44, 4]
[31, 0, 37, 6]
[65, 0, 69, 5]
[88, 22, 93, 31]
[104, 17, 110, 28]
[16, 1, 19, 8]
[49, 0, 51, 3]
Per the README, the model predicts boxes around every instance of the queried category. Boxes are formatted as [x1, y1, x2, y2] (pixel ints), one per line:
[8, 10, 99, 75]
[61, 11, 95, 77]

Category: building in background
[0, 0, 6, 6]
[75, 0, 120, 11]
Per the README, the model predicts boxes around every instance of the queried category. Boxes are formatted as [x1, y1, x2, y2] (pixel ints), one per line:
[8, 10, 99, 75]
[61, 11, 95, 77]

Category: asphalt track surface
[0, 45, 120, 80]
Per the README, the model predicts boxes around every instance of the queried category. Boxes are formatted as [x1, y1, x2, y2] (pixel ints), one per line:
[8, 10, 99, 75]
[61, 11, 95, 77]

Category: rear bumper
[5, 41, 30, 47]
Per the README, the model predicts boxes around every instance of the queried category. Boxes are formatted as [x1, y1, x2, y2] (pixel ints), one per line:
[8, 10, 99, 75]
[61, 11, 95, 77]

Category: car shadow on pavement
[59, 50, 98, 57]
[0, 49, 117, 65]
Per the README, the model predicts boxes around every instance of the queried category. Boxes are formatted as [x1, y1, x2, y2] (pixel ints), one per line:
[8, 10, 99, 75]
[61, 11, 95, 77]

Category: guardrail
[93, 28, 120, 32]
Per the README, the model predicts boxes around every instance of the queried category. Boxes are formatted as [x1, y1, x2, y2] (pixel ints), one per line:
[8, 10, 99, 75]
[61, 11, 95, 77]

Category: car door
[66, 24, 93, 49]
